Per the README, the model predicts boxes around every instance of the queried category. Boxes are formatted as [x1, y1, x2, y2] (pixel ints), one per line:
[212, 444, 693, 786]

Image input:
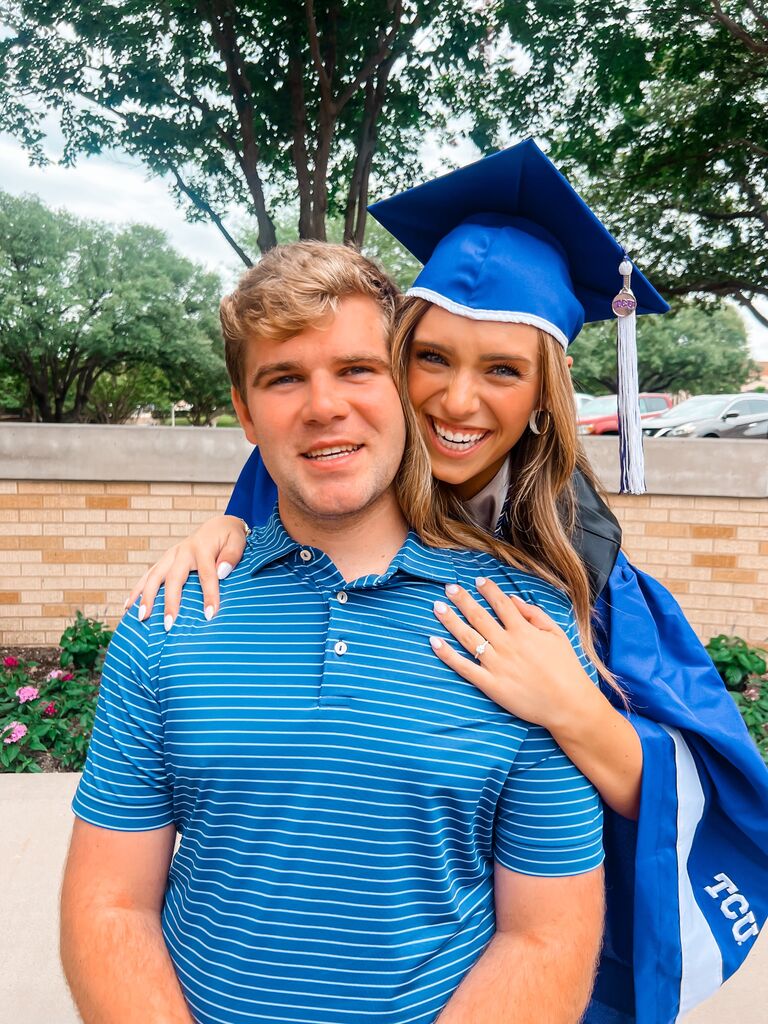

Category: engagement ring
[474, 639, 491, 659]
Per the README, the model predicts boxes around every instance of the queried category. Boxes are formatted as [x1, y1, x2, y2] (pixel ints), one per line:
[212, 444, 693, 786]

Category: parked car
[642, 393, 768, 438]
[573, 391, 595, 413]
[577, 393, 673, 435]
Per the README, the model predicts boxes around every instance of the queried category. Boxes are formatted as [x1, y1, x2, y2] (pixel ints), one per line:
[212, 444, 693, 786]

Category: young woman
[125, 141, 768, 1023]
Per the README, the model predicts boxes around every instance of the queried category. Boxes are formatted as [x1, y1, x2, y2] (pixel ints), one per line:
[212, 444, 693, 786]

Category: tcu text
[704, 873, 760, 945]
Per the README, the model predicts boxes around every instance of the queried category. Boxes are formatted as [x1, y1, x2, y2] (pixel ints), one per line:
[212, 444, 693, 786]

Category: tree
[85, 365, 171, 424]
[497, 0, 768, 325]
[240, 207, 422, 291]
[0, 191, 224, 422]
[0, 1, 518, 260]
[569, 304, 759, 396]
[162, 339, 233, 426]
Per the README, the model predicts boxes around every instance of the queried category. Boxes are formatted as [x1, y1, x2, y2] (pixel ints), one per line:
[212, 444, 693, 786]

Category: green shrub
[706, 634, 768, 764]
[1, 613, 111, 772]
[59, 611, 112, 672]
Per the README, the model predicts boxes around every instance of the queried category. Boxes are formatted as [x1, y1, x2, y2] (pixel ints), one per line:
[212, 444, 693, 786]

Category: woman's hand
[430, 576, 595, 734]
[124, 515, 249, 630]
[430, 575, 643, 819]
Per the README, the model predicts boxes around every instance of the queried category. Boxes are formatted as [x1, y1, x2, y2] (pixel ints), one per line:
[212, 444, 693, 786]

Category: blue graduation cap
[368, 138, 670, 494]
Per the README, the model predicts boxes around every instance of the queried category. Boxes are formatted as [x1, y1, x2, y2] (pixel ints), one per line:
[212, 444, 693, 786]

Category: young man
[61, 242, 605, 1024]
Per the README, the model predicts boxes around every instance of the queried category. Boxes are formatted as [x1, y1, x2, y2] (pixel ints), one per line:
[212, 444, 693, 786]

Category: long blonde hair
[391, 296, 618, 692]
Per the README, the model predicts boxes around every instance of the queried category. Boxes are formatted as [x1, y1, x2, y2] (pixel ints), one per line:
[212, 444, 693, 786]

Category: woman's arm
[124, 515, 249, 629]
[431, 577, 642, 820]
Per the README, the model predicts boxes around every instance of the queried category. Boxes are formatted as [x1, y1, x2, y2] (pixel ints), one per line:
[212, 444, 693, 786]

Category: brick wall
[1, 478, 766, 649]
[0, 481, 229, 646]
[611, 494, 768, 647]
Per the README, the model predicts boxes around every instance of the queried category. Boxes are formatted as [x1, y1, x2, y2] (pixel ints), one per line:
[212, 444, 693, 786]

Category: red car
[577, 393, 673, 435]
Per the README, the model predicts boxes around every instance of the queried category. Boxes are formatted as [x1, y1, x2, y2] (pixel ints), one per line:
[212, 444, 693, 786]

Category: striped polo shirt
[73, 509, 604, 1024]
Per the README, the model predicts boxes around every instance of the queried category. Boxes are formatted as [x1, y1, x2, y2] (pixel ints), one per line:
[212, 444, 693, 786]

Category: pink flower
[15, 686, 39, 704]
[42, 702, 56, 718]
[3, 656, 19, 668]
[46, 668, 74, 682]
[744, 685, 762, 702]
[2, 722, 27, 744]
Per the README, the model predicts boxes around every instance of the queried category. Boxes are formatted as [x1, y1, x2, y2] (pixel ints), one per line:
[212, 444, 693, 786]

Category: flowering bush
[706, 634, 768, 764]
[1, 615, 111, 772]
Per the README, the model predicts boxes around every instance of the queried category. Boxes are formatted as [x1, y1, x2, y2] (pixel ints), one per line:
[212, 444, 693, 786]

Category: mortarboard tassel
[613, 258, 646, 495]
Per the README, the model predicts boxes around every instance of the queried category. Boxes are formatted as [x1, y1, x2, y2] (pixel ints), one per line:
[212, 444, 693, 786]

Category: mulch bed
[5, 646, 63, 678]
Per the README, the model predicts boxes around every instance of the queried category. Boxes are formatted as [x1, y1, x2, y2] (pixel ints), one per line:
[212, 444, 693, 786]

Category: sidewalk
[1, 772, 765, 1022]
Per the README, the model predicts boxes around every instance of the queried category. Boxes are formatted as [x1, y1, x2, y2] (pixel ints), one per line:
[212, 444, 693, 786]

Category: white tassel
[613, 258, 646, 495]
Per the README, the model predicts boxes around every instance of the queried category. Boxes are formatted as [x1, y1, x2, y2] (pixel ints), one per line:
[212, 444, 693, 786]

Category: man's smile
[301, 443, 364, 462]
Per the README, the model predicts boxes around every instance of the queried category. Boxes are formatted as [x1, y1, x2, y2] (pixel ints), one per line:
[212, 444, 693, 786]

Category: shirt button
[299, 549, 313, 562]
[336, 591, 348, 604]
[334, 640, 348, 656]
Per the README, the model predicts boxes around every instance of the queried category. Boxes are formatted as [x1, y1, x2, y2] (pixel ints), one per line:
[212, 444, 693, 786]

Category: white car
[573, 392, 595, 414]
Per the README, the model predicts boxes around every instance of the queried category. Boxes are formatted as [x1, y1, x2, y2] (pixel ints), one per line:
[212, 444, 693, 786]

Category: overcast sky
[2, 129, 767, 359]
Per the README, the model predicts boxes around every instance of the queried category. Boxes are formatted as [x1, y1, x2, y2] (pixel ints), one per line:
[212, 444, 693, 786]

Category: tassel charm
[612, 258, 646, 495]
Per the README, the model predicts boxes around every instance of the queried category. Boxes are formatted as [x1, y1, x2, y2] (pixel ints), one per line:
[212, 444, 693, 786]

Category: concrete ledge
[585, 436, 768, 497]
[0, 423, 766, 496]
[0, 423, 253, 484]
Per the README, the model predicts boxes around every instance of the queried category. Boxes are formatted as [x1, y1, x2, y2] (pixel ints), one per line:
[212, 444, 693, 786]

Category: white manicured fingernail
[217, 562, 233, 580]
[429, 636, 444, 650]
[164, 614, 174, 632]
[476, 576, 487, 587]
[434, 601, 448, 614]
[445, 584, 460, 596]
[138, 604, 147, 622]
[205, 605, 214, 621]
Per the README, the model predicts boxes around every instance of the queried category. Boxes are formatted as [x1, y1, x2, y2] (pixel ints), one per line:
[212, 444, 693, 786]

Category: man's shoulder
[449, 548, 573, 621]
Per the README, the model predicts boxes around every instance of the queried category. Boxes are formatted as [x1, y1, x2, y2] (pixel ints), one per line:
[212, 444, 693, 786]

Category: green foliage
[570, 304, 758, 396]
[1, 613, 113, 771]
[706, 635, 767, 692]
[0, 1, 518, 255]
[0, 191, 227, 422]
[362, 218, 423, 292]
[162, 337, 233, 426]
[243, 209, 422, 292]
[0, 656, 100, 772]
[706, 635, 768, 764]
[85, 365, 171, 424]
[497, 1, 768, 322]
[59, 612, 112, 673]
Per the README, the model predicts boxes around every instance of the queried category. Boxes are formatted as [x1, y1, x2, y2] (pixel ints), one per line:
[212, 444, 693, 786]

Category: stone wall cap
[0, 423, 766, 496]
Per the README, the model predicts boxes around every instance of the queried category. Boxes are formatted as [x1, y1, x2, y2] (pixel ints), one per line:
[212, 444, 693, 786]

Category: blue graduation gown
[227, 447, 768, 1023]
[589, 555, 768, 1024]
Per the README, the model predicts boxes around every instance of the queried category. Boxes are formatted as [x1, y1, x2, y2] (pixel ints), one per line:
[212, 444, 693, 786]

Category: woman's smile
[428, 416, 492, 456]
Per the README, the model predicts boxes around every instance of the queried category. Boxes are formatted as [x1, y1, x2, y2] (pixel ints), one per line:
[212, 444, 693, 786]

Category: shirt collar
[247, 506, 303, 575]
[464, 457, 511, 533]
[248, 505, 459, 586]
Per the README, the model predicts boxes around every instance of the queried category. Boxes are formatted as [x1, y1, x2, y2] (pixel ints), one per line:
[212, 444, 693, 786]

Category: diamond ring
[474, 639, 491, 659]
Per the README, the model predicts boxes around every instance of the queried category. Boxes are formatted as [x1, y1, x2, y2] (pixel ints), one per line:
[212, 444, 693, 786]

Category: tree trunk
[343, 56, 395, 246]
[288, 53, 314, 240]
[203, 0, 277, 252]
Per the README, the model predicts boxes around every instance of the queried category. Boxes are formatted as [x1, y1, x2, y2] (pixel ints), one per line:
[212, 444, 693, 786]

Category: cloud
[0, 133, 242, 278]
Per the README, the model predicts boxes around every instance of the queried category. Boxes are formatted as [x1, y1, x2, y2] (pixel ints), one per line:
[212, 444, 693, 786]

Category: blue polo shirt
[73, 509, 604, 1024]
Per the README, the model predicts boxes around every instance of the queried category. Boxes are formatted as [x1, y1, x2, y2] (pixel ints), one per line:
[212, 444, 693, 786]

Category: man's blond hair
[220, 241, 399, 400]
